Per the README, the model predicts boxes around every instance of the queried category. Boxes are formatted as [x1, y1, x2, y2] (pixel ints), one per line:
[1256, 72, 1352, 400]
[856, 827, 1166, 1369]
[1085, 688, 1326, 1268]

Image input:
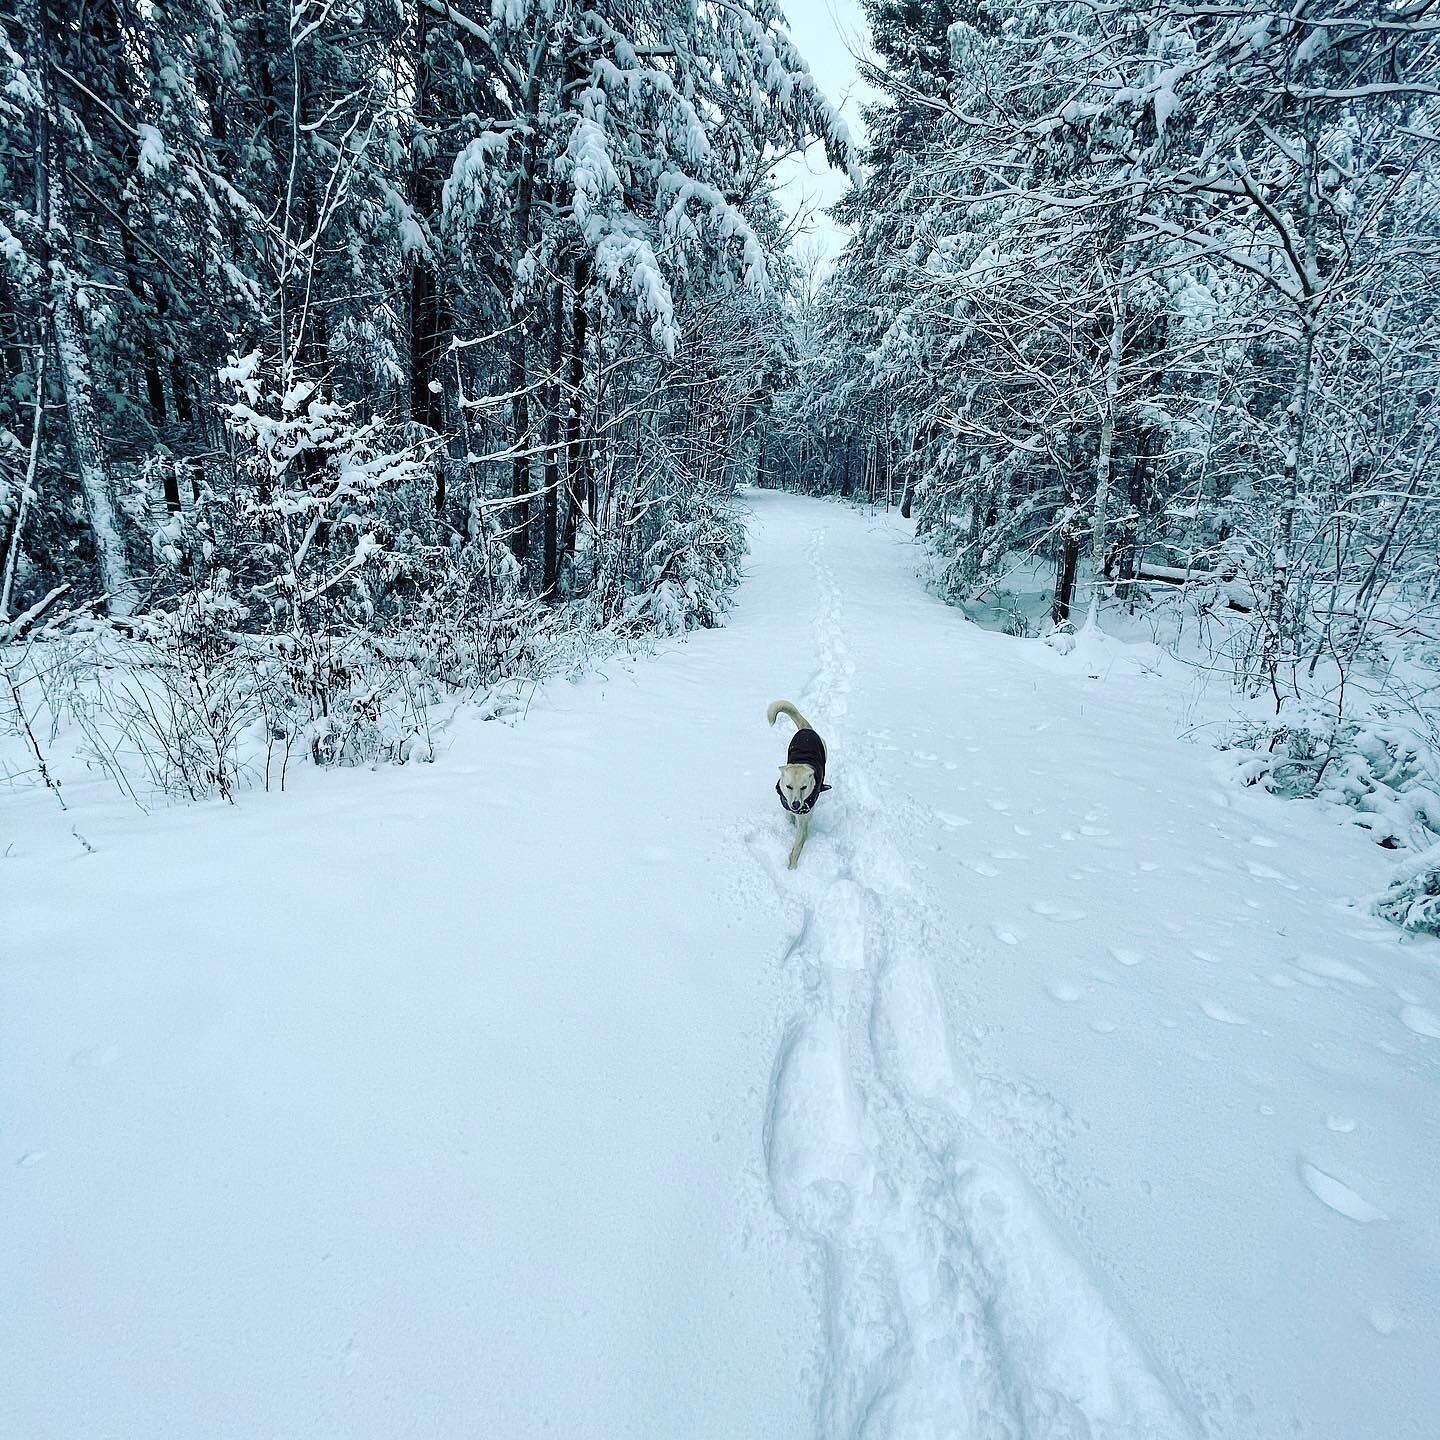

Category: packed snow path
[5, 492, 1439, 1439]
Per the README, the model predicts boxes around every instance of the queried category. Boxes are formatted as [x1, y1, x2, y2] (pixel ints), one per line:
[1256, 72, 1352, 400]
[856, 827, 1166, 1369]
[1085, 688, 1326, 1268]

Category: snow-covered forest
[5, 2, 1440, 1437]
[1, 0, 849, 782]
[766, 0, 1440, 929]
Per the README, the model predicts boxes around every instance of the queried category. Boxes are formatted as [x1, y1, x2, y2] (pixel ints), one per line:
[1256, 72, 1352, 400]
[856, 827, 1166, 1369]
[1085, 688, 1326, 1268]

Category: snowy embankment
[5, 491, 1439, 1439]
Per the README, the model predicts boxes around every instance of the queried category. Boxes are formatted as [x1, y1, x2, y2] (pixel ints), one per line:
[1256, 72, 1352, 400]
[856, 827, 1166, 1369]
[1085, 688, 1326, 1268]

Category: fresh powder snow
[4, 491, 1438, 1439]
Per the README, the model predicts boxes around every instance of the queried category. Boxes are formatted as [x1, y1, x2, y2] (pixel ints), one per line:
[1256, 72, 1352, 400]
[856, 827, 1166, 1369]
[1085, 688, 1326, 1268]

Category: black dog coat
[777, 727, 831, 814]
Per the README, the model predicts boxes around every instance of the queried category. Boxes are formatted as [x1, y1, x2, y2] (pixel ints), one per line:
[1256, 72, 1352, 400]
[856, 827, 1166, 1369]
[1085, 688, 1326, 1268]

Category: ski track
[754, 528, 1195, 1440]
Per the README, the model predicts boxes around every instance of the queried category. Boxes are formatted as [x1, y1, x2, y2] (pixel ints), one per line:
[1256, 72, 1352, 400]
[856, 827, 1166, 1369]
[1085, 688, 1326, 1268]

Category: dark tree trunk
[560, 256, 591, 570]
[408, 3, 447, 445]
[899, 428, 923, 519]
[171, 356, 192, 423]
[1053, 533, 1081, 624]
[119, 229, 167, 429]
[542, 280, 564, 594]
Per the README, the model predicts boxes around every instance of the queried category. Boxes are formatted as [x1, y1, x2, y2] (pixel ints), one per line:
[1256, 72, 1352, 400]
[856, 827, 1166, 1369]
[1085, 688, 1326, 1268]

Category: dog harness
[776, 727, 831, 814]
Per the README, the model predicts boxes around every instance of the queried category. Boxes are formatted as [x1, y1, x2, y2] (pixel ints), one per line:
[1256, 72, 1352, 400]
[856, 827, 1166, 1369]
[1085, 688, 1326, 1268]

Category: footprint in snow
[1047, 980, 1082, 1002]
[990, 848, 1026, 861]
[766, 1017, 874, 1237]
[1245, 860, 1300, 889]
[1090, 1019, 1118, 1033]
[1325, 1115, 1357, 1133]
[1398, 1005, 1440, 1039]
[1031, 899, 1086, 922]
[1249, 835, 1280, 848]
[70, 1043, 122, 1070]
[1200, 1000, 1250, 1026]
[968, 860, 1001, 878]
[992, 923, 1024, 946]
[934, 810, 971, 829]
[1299, 1160, 1388, 1223]
[810, 880, 869, 973]
[1109, 946, 1144, 967]
[1294, 954, 1375, 987]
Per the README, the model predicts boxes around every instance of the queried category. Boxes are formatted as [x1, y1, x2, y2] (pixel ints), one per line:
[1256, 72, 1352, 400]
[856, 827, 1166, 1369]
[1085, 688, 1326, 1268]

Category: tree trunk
[29, 2, 136, 616]
[1262, 139, 1322, 700]
[560, 257, 591, 572]
[1, 344, 45, 621]
[1085, 284, 1126, 630]
[408, 1, 448, 448]
[541, 280, 564, 595]
[899, 428, 923, 518]
[1053, 532, 1081, 624]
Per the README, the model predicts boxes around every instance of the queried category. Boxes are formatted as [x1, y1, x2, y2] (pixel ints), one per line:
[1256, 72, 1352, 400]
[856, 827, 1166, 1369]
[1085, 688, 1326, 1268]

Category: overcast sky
[772, 0, 874, 267]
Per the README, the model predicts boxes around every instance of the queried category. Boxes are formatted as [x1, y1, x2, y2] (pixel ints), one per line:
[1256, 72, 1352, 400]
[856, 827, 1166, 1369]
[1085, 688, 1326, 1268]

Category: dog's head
[777, 762, 818, 814]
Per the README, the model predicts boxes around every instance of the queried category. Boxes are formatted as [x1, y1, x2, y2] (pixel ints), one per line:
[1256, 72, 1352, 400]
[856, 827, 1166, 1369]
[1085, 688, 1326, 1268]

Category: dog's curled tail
[767, 699, 811, 731]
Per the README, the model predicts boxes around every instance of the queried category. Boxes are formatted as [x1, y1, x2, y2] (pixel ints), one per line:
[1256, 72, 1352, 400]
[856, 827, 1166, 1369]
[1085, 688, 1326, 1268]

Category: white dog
[768, 700, 831, 869]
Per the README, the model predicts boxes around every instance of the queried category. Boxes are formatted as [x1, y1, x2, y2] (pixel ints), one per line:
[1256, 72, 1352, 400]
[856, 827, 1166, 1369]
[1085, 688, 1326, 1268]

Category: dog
[768, 700, 830, 870]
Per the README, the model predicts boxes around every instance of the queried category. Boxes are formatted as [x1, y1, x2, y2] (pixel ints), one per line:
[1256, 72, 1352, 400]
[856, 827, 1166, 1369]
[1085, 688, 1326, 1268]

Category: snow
[5, 492, 1440, 1438]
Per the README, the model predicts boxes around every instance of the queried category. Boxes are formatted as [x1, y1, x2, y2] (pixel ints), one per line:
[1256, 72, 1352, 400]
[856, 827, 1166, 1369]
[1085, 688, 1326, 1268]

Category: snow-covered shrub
[1371, 842, 1440, 937]
[102, 580, 265, 801]
[1221, 715, 1439, 849]
[998, 592, 1034, 639]
[620, 487, 747, 636]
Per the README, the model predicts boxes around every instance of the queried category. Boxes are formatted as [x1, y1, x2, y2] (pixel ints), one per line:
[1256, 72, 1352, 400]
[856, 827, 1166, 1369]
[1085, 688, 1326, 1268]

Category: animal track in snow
[1200, 1000, 1250, 1026]
[1294, 955, 1375, 988]
[1299, 1161, 1388, 1223]
[1030, 899, 1086, 922]
[1245, 860, 1300, 890]
[1398, 1005, 1440, 1039]
[933, 810, 971, 829]
[70, 1043, 122, 1070]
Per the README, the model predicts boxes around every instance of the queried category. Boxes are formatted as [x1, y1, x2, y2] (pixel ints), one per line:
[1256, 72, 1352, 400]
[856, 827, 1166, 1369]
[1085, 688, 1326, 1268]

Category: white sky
[772, 0, 875, 268]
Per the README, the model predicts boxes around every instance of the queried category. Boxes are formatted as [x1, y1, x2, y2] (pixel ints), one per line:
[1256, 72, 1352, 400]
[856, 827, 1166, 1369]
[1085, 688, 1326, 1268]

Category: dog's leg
[787, 812, 811, 870]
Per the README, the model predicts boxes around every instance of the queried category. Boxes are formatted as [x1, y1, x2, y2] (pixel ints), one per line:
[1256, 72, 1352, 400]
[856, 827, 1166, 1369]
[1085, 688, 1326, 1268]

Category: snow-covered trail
[4, 491, 1439, 1439]
[752, 497, 1440, 1440]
